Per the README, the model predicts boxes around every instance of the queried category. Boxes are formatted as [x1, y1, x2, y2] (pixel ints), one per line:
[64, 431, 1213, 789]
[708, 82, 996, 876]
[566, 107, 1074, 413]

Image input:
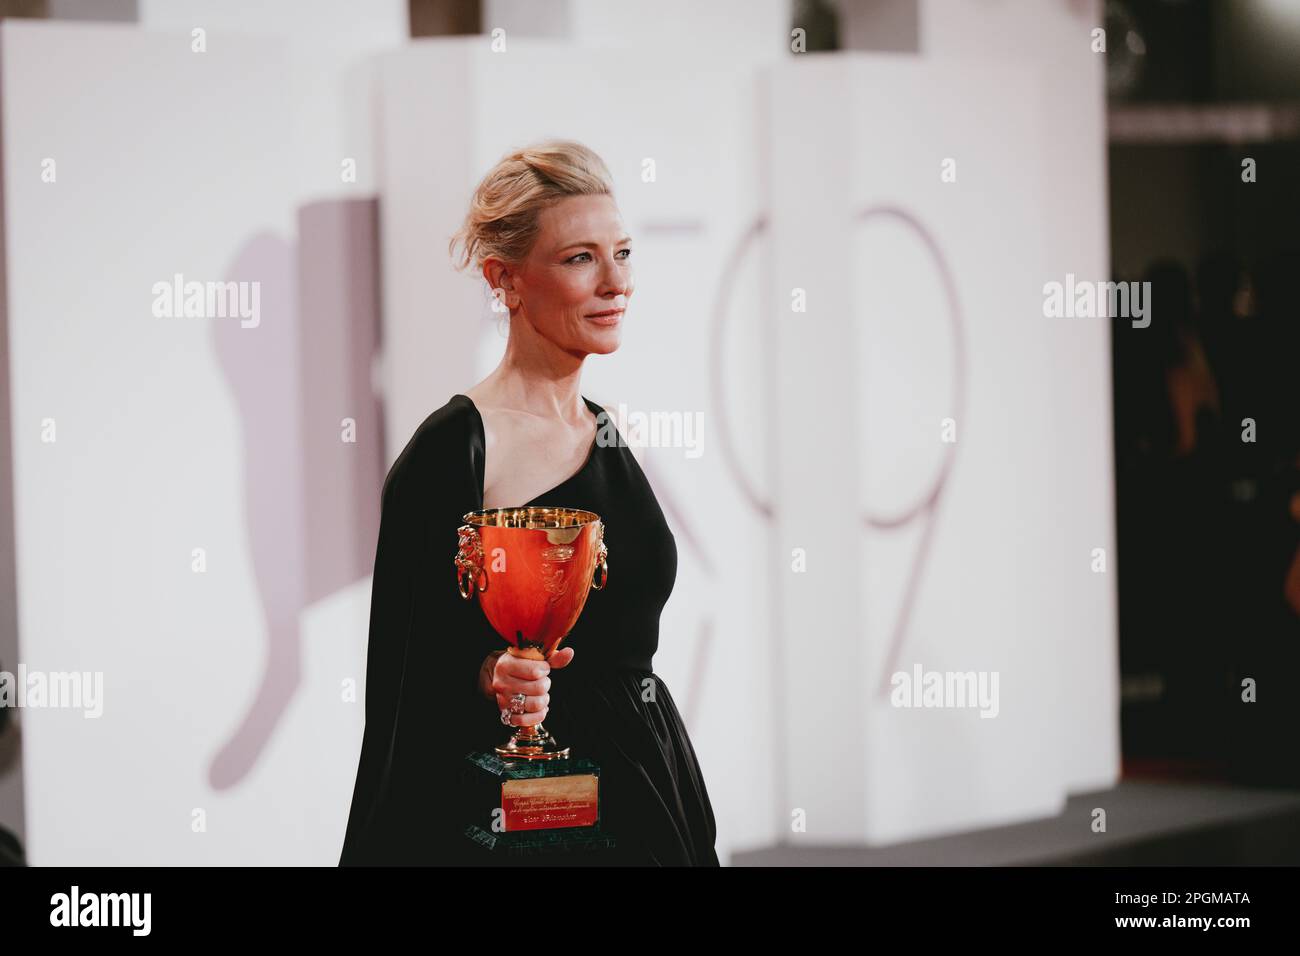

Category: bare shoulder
[462, 388, 526, 457]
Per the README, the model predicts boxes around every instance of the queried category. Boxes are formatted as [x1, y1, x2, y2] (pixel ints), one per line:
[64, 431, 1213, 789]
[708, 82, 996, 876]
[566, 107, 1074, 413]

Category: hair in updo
[448, 139, 616, 278]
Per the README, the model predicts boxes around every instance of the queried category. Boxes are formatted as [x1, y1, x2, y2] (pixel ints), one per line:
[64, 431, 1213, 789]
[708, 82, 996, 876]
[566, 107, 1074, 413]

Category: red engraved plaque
[501, 773, 599, 831]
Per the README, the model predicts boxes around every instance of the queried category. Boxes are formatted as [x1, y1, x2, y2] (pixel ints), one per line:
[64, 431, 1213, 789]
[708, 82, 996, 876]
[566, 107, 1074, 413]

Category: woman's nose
[600, 266, 630, 297]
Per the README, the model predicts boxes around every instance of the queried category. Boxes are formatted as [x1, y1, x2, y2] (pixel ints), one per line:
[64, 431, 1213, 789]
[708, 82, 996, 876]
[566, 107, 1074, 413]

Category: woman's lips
[585, 309, 624, 326]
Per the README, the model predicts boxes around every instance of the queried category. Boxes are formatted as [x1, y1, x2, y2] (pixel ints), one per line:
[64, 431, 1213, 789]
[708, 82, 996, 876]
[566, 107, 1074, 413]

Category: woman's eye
[565, 250, 632, 264]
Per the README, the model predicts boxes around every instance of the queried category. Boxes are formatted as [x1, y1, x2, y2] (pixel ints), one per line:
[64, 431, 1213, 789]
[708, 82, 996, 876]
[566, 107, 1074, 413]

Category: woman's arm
[339, 407, 500, 865]
[339, 454, 423, 866]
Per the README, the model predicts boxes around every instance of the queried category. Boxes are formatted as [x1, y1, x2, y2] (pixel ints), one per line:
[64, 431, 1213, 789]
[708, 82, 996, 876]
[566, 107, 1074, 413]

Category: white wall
[486, 0, 788, 56]
[137, 0, 407, 200]
[765, 46, 1116, 842]
[920, 0, 1117, 798]
[1, 19, 366, 865]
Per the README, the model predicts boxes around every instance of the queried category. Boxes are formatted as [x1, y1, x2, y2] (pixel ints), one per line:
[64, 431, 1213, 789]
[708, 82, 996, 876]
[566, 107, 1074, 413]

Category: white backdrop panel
[768, 55, 1117, 844]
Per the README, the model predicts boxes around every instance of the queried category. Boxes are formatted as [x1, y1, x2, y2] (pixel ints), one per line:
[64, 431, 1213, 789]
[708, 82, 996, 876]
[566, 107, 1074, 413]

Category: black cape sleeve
[339, 403, 500, 865]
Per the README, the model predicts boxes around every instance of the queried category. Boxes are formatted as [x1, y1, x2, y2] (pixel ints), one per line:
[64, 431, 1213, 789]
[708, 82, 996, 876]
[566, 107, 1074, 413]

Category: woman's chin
[580, 328, 622, 354]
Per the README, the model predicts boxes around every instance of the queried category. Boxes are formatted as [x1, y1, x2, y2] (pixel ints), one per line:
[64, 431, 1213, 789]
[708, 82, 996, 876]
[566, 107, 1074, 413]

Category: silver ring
[509, 693, 526, 714]
[500, 708, 514, 726]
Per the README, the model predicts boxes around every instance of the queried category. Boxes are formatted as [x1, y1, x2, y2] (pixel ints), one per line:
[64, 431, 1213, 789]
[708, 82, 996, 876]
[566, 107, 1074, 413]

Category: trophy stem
[497, 721, 570, 760]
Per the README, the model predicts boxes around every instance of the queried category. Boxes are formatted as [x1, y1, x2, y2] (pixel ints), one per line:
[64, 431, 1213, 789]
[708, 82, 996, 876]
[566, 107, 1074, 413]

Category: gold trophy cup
[455, 506, 608, 761]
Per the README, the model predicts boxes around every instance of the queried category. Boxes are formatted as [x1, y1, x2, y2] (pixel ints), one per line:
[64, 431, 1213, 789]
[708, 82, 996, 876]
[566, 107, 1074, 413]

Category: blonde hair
[448, 139, 616, 277]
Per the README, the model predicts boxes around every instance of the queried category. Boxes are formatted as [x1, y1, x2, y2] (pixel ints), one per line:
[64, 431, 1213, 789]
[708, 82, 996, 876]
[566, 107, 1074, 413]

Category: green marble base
[459, 751, 617, 859]
[464, 823, 617, 856]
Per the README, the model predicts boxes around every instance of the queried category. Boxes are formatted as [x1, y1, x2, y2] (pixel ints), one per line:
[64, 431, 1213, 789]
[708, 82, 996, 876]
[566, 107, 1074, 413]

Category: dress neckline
[456, 393, 604, 508]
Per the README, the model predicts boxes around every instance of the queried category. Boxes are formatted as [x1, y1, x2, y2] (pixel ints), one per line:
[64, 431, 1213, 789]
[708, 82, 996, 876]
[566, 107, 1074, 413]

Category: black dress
[339, 393, 719, 866]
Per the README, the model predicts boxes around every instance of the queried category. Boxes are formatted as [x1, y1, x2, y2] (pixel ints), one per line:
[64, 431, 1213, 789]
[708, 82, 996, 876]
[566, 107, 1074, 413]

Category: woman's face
[493, 193, 633, 356]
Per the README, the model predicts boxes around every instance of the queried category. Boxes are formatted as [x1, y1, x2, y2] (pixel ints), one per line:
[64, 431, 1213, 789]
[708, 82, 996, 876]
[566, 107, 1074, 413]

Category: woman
[339, 140, 719, 866]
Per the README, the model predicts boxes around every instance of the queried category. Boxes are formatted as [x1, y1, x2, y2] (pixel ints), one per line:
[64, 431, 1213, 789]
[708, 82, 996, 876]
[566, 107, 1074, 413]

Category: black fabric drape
[340, 394, 719, 866]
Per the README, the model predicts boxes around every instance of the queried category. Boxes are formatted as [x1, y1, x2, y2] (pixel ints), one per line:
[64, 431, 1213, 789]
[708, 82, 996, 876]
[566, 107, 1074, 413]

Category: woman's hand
[483, 647, 575, 726]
